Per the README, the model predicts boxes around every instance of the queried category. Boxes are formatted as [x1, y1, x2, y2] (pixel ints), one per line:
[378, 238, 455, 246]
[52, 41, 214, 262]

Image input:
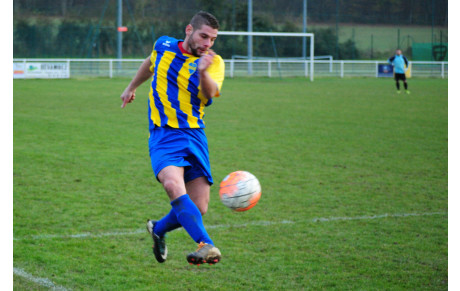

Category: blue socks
[154, 194, 214, 245]
[152, 209, 181, 237]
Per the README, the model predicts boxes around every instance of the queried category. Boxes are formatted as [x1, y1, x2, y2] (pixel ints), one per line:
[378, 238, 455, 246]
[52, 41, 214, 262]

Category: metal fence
[13, 59, 448, 79]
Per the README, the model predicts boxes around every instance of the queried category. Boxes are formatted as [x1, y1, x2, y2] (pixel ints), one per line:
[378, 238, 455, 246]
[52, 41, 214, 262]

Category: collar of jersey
[178, 41, 196, 57]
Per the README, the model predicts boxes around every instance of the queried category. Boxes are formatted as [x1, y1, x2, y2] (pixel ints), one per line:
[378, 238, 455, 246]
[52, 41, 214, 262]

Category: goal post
[218, 31, 315, 81]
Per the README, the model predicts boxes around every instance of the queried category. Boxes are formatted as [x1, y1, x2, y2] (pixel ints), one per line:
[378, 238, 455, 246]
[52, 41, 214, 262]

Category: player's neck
[179, 41, 192, 55]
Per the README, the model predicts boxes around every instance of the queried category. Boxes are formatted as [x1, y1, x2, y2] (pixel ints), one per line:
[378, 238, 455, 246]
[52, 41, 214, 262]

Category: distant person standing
[388, 49, 410, 94]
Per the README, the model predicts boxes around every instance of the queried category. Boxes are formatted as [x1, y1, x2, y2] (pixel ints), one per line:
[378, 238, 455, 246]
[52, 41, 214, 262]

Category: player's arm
[403, 56, 409, 67]
[388, 56, 395, 65]
[120, 56, 153, 108]
[198, 51, 219, 99]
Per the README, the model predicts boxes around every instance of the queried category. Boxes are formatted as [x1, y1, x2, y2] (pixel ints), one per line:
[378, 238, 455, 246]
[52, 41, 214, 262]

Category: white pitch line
[310, 211, 446, 222]
[13, 211, 446, 241]
[13, 229, 147, 241]
[13, 267, 69, 291]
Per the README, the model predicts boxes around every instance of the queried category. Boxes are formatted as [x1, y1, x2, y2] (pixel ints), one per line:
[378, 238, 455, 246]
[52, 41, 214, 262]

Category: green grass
[14, 77, 447, 290]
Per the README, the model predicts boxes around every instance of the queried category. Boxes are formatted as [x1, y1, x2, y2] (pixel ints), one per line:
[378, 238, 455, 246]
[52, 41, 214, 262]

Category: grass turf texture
[14, 77, 447, 290]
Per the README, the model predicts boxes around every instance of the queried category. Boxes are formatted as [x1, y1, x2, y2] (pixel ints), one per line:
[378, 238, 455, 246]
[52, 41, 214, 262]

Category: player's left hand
[198, 50, 216, 73]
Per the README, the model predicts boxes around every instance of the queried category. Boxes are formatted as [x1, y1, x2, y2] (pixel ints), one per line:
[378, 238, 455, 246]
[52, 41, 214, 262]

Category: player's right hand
[120, 87, 136, 108]
[198, 50, 216, 73]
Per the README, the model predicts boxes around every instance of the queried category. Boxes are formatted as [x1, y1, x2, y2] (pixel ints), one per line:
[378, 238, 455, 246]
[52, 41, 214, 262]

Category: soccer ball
[219, 171, 262, 211]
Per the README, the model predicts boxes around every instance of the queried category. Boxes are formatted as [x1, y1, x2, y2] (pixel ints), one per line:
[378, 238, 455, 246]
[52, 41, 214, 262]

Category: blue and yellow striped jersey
[148, 36, 225, 129]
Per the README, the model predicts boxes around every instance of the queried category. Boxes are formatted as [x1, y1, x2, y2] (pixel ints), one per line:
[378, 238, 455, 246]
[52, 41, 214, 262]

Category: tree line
[13, 0, 447, 59]
[14, 0, 447, 26]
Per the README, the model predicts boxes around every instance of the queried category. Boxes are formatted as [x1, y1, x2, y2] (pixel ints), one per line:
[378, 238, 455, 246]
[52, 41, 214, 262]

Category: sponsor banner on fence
[14, 62, 70, 79]
[13, 63, 26, 79]
[377, 64, 394, 77]
[405, 63, 412, 78]
[377, 63, 412, 78]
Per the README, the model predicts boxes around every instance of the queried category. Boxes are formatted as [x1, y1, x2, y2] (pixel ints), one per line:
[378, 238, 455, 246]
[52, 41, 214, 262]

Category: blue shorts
[148, 126, 213, 185]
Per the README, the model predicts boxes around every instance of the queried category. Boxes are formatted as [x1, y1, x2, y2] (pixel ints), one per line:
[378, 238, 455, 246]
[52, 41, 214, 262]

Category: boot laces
[195, 242, 206, 252]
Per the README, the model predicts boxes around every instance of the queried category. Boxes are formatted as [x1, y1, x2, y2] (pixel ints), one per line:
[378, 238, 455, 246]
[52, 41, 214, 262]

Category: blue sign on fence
[378, 64, 394, 77]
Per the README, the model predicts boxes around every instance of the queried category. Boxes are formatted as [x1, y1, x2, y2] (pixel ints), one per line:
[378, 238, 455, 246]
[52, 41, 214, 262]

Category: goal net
[213, 31, 315, 81]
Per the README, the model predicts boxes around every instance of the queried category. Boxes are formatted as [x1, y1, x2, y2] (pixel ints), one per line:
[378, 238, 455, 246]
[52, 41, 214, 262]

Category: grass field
[13, 77, 448, 290]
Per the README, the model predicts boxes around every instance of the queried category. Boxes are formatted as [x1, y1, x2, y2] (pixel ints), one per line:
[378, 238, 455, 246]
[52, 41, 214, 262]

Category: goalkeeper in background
[388, 49, 410, 94]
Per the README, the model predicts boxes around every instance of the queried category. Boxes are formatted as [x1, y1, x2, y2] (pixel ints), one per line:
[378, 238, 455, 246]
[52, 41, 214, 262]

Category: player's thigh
[158, 166, 187, 200]
[186, 176, 210, 215]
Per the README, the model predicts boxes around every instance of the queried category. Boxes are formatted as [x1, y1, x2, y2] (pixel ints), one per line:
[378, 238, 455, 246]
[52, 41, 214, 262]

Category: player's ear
[185, 24, 193, 37]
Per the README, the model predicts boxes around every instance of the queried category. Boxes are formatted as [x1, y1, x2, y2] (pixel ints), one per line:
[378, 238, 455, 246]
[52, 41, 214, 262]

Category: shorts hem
[154, 160, 191, 182]
[184, 172, 213, 185]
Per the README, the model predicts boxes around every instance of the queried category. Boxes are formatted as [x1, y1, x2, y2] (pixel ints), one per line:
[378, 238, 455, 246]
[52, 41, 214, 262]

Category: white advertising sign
[14, 62, 70, 79]
[13, 63, 26, 79]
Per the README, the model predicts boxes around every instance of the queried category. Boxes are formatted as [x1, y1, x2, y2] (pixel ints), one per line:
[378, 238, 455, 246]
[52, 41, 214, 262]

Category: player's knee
[197, 204, 208, 215]
[191, 197, 209, 215]
[162, 178, 183, 197]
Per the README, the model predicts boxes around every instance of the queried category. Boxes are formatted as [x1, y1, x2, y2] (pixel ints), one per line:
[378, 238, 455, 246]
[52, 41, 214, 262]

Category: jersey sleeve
[403, 56, 409, 67]
[388, 56, 395, 64]
[206, 55, 225, 97]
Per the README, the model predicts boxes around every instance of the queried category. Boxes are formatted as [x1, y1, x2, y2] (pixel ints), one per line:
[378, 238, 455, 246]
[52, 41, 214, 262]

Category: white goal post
[218, 31, 315, 81]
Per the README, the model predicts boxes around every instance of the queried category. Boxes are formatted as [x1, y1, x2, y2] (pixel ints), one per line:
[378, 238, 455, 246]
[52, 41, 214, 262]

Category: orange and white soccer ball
[219, 171, 262, 211]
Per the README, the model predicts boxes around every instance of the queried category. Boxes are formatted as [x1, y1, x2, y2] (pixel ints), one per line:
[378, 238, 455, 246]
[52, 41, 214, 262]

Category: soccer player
[119, 11, 225, 265]
[388, 49, 410, 94]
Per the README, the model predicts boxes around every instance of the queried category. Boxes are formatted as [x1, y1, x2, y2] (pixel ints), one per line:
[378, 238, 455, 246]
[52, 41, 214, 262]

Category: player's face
[396, 50, 402, 55]
[186, 24, 218, 57]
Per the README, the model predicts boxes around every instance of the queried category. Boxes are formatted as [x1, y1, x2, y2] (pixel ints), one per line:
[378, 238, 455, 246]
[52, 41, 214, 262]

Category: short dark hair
[190, 11, 220, 30]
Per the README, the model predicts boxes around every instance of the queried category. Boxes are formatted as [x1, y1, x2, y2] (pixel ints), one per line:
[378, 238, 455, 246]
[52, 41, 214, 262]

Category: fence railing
[13, 58, 448, 79]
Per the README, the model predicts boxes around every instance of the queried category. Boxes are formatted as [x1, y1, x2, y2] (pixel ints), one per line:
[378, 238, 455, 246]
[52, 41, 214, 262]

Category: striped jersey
[148, 36, 225, 129]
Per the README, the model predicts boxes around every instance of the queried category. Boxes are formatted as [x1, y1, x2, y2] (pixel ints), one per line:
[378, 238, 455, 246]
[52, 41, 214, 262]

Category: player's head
[395, 49, 402, 55]
[190, 11, 220, 31]
[184, 11, 220, 57]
